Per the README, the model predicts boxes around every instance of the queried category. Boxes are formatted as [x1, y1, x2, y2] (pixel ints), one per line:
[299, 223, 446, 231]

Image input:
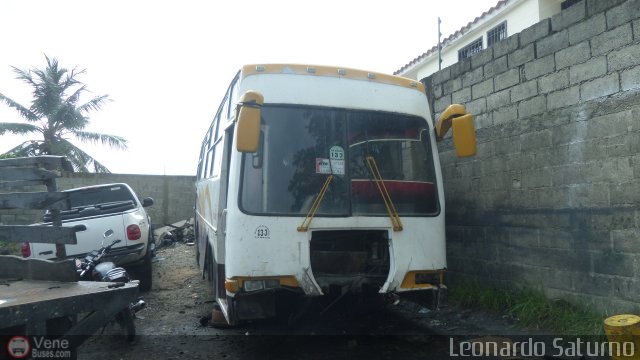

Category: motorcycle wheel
[116, 309, 136, 342]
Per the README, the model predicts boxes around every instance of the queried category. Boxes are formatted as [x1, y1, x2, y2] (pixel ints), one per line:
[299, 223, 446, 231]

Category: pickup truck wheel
[138, 248, 153, 292]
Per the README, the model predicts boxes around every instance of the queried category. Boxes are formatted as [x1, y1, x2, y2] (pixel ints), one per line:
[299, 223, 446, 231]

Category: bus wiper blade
[297, 175, 333, 232]
[366, 156, 403, 231]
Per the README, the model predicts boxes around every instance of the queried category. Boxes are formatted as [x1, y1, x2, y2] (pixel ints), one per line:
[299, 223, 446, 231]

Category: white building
[395, 0, 571, 80]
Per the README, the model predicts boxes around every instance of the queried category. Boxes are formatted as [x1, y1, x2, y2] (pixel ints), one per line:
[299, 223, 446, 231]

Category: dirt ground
[76, 242, 535, 360]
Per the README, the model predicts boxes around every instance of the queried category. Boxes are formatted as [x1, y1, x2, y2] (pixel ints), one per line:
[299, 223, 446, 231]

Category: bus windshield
[239, 105, 439, 216]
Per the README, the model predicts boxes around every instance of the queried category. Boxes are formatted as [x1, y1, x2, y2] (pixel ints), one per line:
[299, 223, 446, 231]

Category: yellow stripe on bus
[241, 64, 426, 93]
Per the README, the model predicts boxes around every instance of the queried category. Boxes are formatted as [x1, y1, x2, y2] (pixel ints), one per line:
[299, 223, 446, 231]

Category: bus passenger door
[214, 126, 235, 299]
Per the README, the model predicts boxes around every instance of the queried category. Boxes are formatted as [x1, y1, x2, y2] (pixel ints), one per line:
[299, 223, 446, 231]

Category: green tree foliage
[0, 56, 126, 172]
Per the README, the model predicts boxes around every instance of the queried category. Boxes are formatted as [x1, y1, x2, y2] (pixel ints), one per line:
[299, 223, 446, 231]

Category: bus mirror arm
[435, 104, 477, 157]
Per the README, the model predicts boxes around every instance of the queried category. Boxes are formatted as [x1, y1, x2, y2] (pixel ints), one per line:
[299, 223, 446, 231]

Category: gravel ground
[76, 242, 531, 360]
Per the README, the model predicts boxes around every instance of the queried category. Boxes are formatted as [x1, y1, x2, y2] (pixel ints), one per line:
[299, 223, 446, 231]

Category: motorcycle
[76, 229, 146, 341]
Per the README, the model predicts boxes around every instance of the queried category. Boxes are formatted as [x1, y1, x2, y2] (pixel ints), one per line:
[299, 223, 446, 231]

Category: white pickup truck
[23, 183, 155, 291]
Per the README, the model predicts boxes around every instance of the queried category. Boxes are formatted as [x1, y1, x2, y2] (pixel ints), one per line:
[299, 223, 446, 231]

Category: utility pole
[438, 17, 443, 70]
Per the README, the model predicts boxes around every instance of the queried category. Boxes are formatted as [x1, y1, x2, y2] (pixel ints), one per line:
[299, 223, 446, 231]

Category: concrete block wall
[425, 0, 640, 313]
[0, 173, 195, 228]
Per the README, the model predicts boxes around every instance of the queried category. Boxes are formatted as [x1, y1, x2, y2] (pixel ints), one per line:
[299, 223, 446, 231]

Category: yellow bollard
[604, 314, 640, 360]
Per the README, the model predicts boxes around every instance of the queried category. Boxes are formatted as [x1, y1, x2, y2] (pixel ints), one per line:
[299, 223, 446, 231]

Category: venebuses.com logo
[5, 336, 72, 359]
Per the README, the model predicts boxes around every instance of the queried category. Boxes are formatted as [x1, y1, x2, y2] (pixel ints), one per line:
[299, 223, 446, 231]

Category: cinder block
[486, 89, 511, 111]
[492, 105, 518, 125]
[508, 43, 535, 68]
[569, 56, 607, 84]
[434, 94, 453, 113]
[452, 87, 472, 103]
[472, 78, 494, 99]
[592, 251, 635, 276]
[555, 42, 591, 70]
[524, 54, 555, 80]
[552, 0, 587, 32]
[461, 66, 484, 87]
[471, 47, 494, 69]
[466, 97, 487, 115]
[572, 273, 614, 297]
[568, 13, 606, 45]
[450, 58, 472, 79]
[495, 68, 520, 91]
[522, 168, 553, 189]
[0, 214, 16, 225]
[606, 0, 640, 29]
[612, 228, 640, 253]
[580, 73, 620, 101]
[621, 64, 640, 91]
[536, 187, 572, 209]
[609, 177, 640, 205]
[536, 30, 569, 58]
[538, 69, 570, 93]
[547, 86, 580, 110]
[518, 96, 547, 118]
[612, 278, 640, 303]
[570, 183, 610, 208]
[484, 56, 508, 78]
[607, 43, 640, 71]
[586, 109, 632, 140]
[586, 0, 626, 17]
[590, 23, 633, 56]
[510, 80, 538, 102]
[442, 77, 462, 95]
[431, 67, 451, 85]
[520, 19, 550, 46]
[509, 189, 539, 209]
[492, 34, 520, 59]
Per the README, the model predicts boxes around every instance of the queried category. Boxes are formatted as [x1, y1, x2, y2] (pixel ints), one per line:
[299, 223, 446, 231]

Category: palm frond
[1, 140, 43, 157]
[72, 130, 128, 150]
[11, 66, 37, 88]
[0, 122, 41, 135]
[77, 95, 111, 114]
[2, 55, 125, 170]
[0, 93, 39, 122]
[56, 139, 111, 173]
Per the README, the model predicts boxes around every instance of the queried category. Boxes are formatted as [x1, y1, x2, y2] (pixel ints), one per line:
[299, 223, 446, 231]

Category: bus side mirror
[451, 114, 476, 157]
[435, 104, 477, 157]
[236, 90, 264, 153]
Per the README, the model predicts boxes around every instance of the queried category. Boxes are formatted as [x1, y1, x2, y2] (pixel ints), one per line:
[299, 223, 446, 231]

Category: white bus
[195, 64, 476, 325]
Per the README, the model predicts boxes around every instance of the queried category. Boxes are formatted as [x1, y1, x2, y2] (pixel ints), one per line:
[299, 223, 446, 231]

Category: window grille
[487, 21, 507, 46]
[458, 37, 483, 61]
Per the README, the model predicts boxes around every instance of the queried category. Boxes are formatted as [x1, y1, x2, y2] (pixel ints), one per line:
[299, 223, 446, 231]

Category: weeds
[447, 279, 605, 336]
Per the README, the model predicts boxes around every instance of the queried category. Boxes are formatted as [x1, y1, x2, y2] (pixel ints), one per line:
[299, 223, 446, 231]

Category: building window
[487, 21, 507, 46]
[458, 37, 483, 61]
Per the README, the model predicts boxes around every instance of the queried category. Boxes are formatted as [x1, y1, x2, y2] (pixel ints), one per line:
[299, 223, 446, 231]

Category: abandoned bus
[194, 64, 476, 325]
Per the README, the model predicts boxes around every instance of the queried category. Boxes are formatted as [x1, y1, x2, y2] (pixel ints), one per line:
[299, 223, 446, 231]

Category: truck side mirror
[236, 90, 264, 153]
[435, 104, 477, 157]
[142, 197, 154, 207]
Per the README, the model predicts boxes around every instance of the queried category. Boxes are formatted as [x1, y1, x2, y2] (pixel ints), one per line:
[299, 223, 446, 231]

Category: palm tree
[0, 55, 126, 173]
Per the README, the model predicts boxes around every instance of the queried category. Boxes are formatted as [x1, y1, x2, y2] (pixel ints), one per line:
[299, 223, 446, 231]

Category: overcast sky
[0, 0, 499, 175]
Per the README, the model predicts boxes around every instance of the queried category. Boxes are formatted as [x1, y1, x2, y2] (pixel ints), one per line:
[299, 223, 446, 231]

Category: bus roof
[241, 64, 426, 93]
